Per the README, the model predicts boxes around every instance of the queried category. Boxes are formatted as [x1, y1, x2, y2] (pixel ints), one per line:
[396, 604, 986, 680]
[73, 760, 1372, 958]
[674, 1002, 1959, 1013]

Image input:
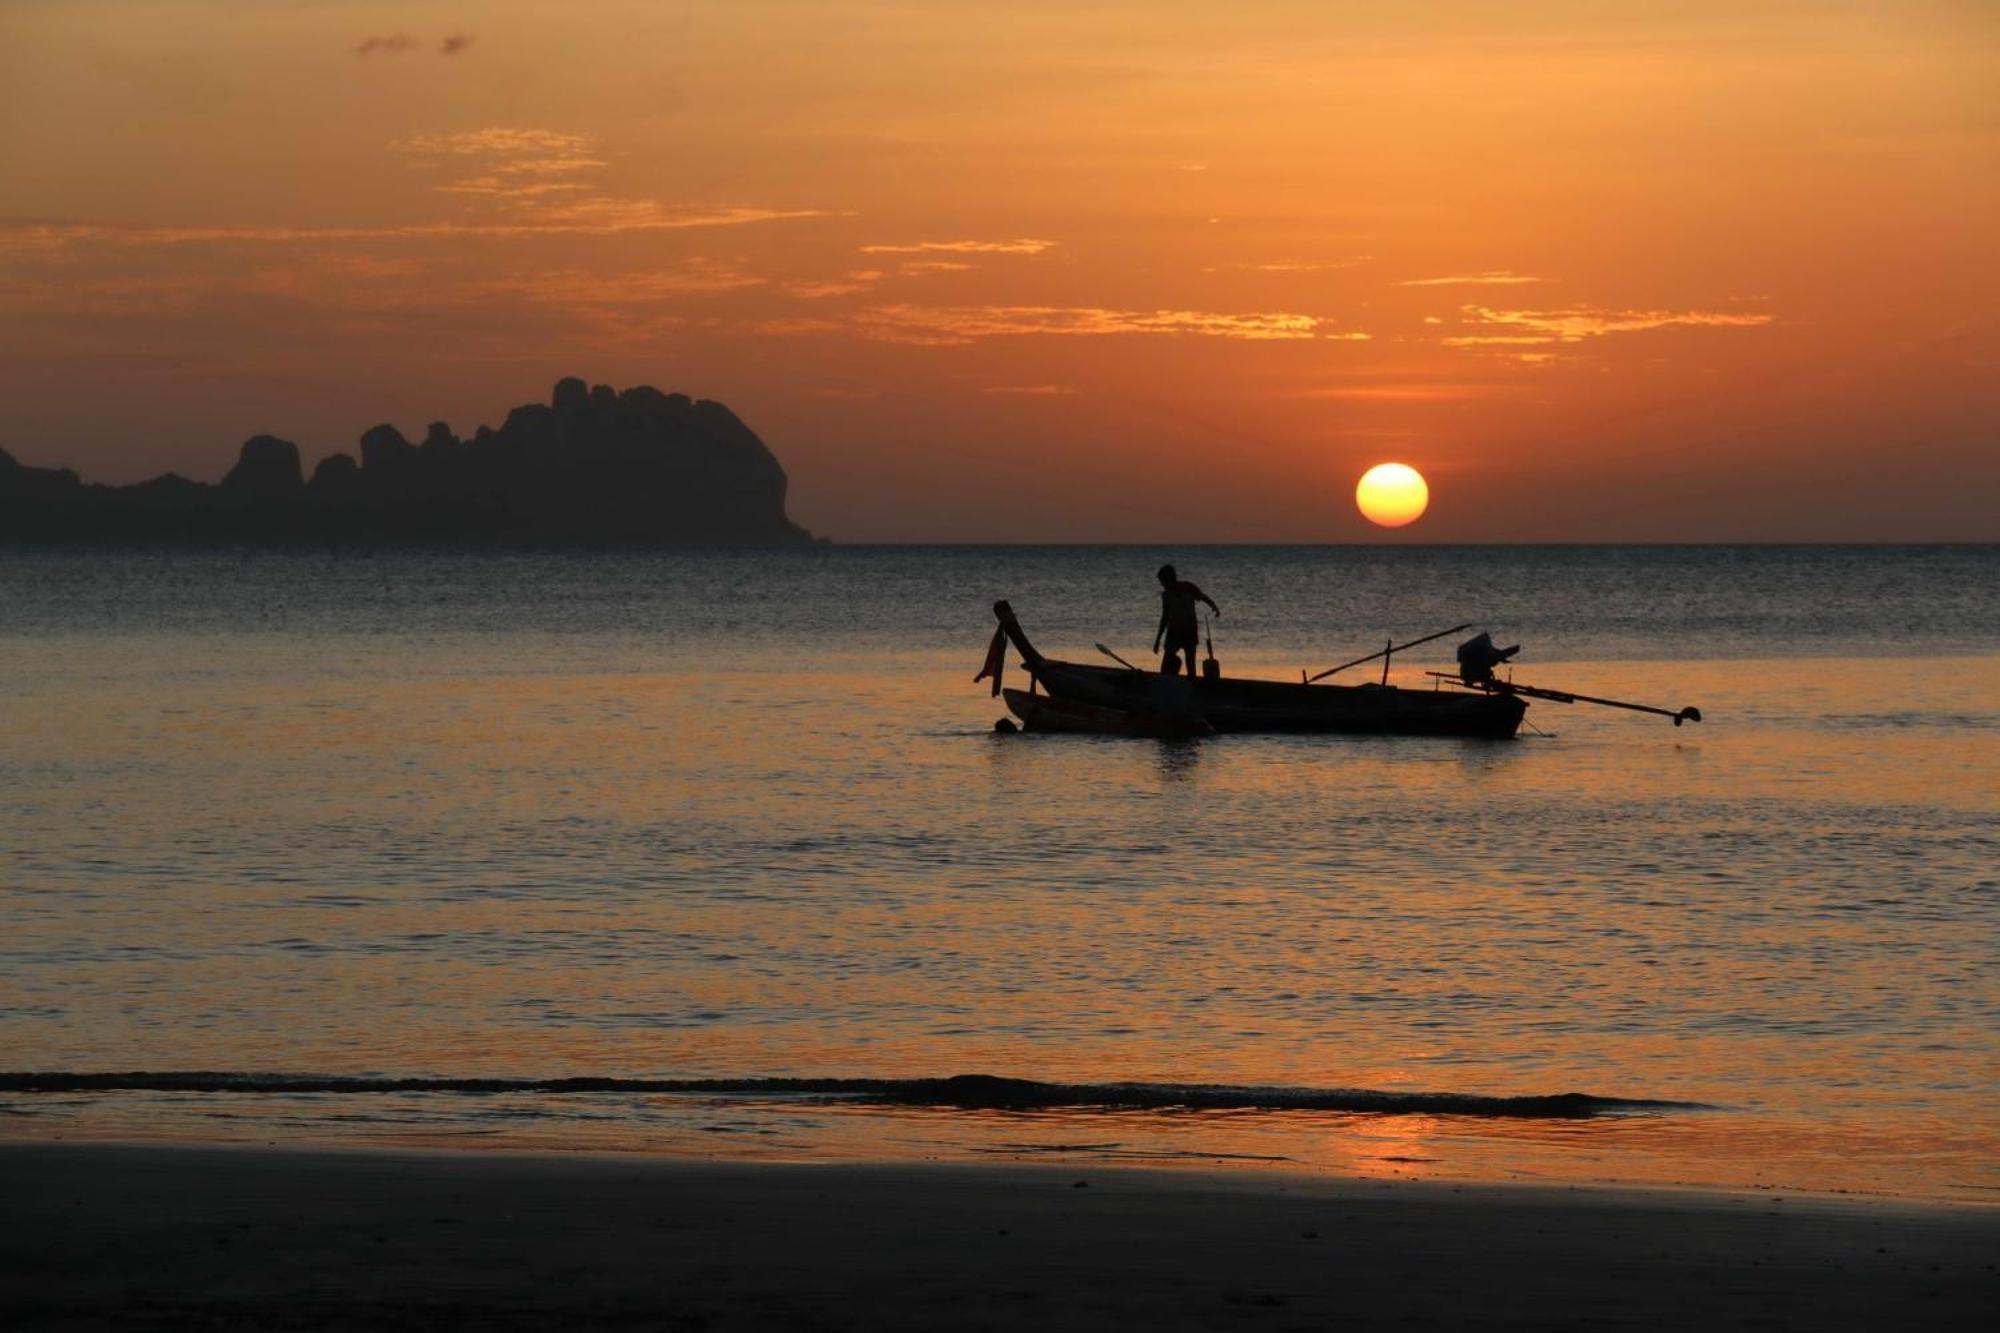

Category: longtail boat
[976, 600, 1700, 740]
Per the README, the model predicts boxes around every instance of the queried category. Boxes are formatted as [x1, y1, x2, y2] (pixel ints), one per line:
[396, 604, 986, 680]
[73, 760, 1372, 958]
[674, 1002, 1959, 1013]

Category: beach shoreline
[6, 1140, 1994, 1330]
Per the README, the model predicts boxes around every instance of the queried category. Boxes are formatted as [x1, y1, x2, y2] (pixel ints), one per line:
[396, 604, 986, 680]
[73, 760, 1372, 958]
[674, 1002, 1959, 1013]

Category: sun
[1355, 463, 1430, 528]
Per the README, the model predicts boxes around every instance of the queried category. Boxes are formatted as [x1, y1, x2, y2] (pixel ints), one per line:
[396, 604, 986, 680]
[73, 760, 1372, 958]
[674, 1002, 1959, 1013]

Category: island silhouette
[0, 378, 814, 546]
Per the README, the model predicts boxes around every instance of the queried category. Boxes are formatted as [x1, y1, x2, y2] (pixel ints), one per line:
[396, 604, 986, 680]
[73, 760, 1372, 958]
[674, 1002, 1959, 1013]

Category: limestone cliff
[0, 379, 814, 546]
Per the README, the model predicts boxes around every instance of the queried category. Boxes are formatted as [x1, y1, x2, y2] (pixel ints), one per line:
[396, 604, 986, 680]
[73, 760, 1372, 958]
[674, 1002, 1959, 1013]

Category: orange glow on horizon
[0, 1, 1993, 540]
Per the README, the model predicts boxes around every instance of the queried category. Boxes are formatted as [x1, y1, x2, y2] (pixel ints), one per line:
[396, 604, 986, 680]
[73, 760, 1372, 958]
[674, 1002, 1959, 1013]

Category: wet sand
[4, 1142, 1994, 1330]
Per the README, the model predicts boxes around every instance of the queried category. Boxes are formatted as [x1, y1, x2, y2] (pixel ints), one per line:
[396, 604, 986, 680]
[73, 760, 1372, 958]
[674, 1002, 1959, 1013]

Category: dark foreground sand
[4, 1143, 1994, 1330]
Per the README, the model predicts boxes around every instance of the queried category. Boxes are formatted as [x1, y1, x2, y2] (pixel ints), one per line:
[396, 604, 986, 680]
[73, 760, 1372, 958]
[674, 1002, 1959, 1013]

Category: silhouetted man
[1153, 564, 1219, 677]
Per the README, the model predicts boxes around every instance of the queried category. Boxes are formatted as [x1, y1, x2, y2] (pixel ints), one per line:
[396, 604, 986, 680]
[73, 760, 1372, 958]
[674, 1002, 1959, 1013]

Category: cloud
[835, 304, 1324, 345]
[1295, 383, 1494, 401]
[1400, 271, 1545, 286]
[1438, 334, 1567, 365]
[0, 124, 833, 272]
[397, 128, 623, 204]
[746, 316, 849, 338]
[0, 127, 830, 253]
[396, 128, 597, 159]
[433, 176, 590, 200]
[357, 33, 470, 58]
[858, 238, 1057, 256]
[1204, 257, 1373, 274]
[522, 199, 831, 234]
[786, 273, 882, 299]
[488, 262, 766, 304]
[980, 384, 1077, 395]
[0, 252, 776, 331]
[899, 260, 974, 275]
[1457, 305, 1775, 341]
[384, 128, 835, 232]
[499, 157, 608, 175]
[0, 208, 830, 254]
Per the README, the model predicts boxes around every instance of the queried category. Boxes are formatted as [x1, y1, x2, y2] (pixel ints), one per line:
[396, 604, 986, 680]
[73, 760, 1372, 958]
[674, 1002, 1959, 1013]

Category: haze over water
[2, 545, 1994, 1200]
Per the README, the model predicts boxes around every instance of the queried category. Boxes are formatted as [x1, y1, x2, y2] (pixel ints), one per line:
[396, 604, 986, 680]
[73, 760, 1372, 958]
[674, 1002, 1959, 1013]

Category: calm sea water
[2, 546, 1995, 1199]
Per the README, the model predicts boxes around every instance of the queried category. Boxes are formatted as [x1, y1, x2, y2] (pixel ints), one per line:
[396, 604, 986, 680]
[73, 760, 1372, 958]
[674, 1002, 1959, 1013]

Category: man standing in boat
[1153, 564, 1220, 677]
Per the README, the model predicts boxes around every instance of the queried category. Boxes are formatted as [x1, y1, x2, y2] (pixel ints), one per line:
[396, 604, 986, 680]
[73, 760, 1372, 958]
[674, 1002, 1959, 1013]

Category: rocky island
[0, 378, 815, 546]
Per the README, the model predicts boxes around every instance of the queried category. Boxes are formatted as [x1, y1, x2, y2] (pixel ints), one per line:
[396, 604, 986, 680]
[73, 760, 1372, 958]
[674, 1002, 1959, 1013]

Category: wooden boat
[980, 600, 1528, 739]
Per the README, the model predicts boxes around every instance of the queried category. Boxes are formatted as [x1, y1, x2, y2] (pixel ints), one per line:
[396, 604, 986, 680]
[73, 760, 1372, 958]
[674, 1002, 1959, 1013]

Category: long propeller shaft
[1426, 672, 1701, 726]
[1505, 681, 1702, 726]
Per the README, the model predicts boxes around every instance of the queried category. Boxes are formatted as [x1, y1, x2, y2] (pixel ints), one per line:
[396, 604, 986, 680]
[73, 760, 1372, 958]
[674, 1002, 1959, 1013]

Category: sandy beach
[4, 1142, 1994, 1330]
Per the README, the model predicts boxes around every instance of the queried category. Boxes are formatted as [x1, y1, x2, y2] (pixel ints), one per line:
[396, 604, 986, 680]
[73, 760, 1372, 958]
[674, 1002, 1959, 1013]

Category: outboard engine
[1456, 632, 1521, 686]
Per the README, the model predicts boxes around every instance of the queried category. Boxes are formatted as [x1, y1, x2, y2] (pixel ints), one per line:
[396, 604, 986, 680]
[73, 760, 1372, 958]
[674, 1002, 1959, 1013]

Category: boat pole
[1096, 643, 1144, 672]
[1308, 623, 1471, 684]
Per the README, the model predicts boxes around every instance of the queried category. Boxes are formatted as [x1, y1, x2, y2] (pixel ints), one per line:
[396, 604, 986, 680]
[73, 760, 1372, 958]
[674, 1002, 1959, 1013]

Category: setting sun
[1356, 463, 1430, 528]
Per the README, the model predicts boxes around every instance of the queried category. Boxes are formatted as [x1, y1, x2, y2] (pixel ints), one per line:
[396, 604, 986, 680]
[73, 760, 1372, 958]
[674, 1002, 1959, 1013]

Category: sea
[2, 545, 1994, 1201]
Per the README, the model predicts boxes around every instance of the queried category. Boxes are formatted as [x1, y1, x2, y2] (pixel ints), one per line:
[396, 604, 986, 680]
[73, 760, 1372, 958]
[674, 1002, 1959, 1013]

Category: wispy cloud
[746, 316, 849, 338]
[0, 254, 772, 328]
[0, 123, 834, 257]
[1204, 257, 1373, 274]
[357, 33, 471, 58]
[899, 260, 974, 275]
[981, 384, 1077, 395]
[433, 176, 590, 199]
[1436, 334, 1566, 367]
[518, 198, 829, 234]
[786, 271, 884, 300]
[397, 128, 595, 158]
[0, 208, 830, 254]
[1294, 383, 1497, 401]
[393, 129, 612, 203]
[858, 238, 1057, 256]
[384, 128, 834, 231]
[1457, 305, 1774, 341]
[498, 157, 608, 176]
[1400, 271, 1545, 287]
[838, 304, 1324, 345]
[488, 262, 766, 304]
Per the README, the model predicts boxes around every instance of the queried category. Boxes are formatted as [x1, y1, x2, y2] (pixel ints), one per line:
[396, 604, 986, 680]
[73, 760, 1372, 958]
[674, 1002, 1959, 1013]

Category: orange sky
[2, 0, 1994, 540]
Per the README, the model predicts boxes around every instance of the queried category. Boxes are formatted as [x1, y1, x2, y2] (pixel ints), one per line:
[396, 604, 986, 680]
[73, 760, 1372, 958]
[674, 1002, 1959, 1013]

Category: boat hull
[1001, 687, 1216, 737]
[1027, 660, 1526, 739]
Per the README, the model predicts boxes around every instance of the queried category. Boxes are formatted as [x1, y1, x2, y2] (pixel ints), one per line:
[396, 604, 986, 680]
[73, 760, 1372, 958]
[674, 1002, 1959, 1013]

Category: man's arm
[1192, 583, 1220, 616]
[1153, 605, 1167, 652]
